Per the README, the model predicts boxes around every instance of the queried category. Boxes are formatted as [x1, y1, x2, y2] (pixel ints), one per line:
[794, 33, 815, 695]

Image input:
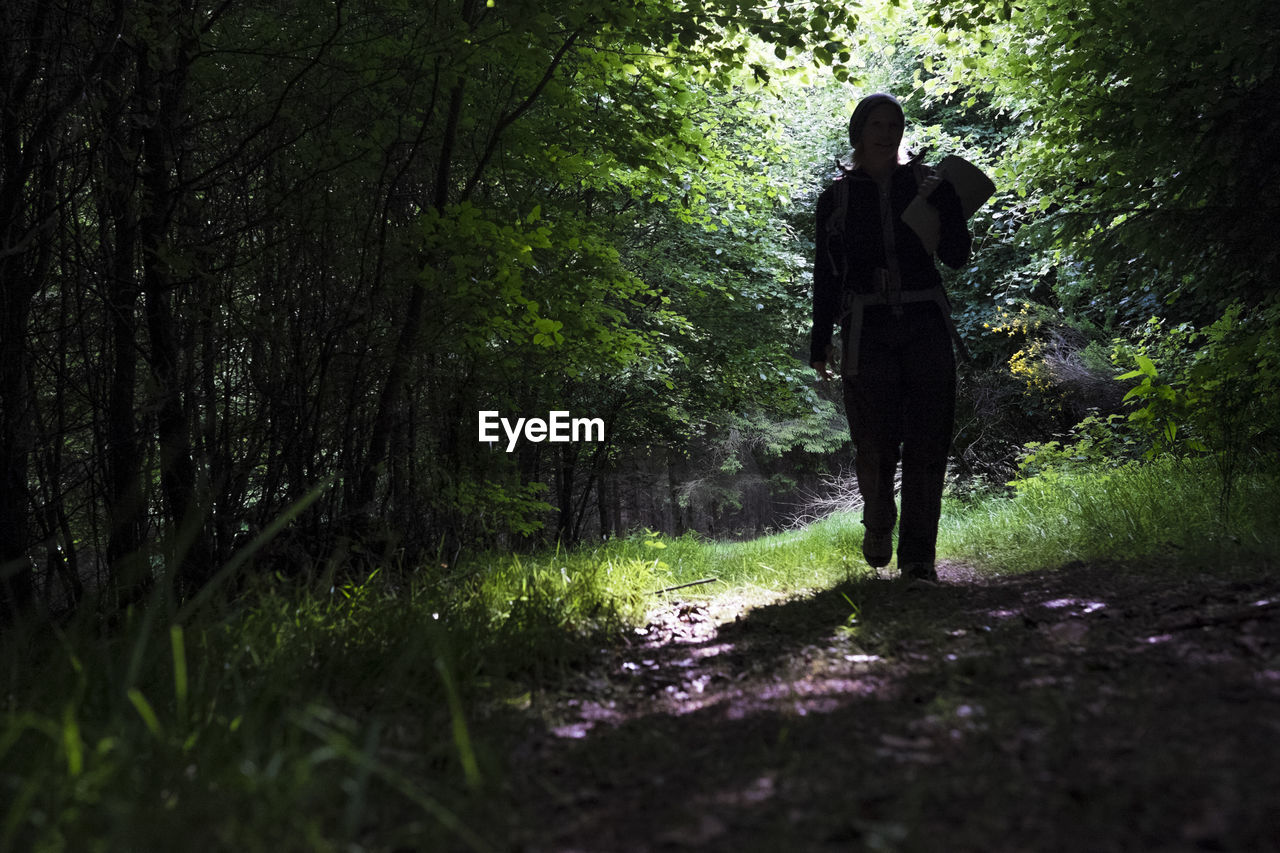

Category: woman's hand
[813, 343, 836, 380]
[918, 173, 943, 199]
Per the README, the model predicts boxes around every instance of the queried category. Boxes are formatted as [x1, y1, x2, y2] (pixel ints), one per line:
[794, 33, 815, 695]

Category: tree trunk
[0, 262, 35, 621]
[100, 39, 148, 604]
[136, 22, 214, 595]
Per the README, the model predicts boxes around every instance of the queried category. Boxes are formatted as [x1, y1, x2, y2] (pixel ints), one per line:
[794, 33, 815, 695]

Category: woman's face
[857, 103, 904, 170]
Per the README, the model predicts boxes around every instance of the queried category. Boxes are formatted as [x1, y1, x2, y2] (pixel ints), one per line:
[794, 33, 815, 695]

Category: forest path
[503, 559, 1280, 852]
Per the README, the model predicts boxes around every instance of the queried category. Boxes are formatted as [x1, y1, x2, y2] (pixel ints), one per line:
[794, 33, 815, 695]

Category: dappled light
[508, 561, 1280, 850]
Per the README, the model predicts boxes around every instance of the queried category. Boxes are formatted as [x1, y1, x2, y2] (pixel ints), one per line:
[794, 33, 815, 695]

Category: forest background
[2, 0, 1276, 616]
[4, 0, 1280, 848]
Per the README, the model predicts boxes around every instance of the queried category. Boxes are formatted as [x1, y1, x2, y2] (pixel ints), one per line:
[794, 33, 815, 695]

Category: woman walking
[810, 93, 972, 581]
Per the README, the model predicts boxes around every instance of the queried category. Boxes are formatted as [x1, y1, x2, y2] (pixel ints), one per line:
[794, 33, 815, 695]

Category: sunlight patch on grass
[938, 457, 1280, 573]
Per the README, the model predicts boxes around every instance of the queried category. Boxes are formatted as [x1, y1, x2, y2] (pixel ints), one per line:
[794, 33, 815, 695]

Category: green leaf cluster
[913, 0, 1280, 311]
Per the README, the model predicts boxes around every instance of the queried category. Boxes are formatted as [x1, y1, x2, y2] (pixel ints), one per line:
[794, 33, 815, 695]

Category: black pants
[842, 303, 956, 565]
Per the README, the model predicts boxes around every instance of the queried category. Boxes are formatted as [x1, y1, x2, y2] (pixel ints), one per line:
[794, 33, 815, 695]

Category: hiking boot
[862, 530, 893, 568]
[900, 561, 938, 582]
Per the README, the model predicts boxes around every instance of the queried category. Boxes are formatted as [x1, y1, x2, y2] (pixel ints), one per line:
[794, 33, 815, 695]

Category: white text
[478, 411, 605, 452]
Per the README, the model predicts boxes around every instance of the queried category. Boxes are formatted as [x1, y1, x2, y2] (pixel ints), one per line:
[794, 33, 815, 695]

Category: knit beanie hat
[848, 93, 904, 148]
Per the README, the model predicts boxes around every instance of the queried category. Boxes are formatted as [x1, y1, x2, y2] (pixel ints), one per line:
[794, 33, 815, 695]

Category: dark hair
[848, 92, 904, 149]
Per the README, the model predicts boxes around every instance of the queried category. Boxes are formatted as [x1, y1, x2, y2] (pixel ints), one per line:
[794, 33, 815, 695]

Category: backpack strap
[824, 162, 852, 283]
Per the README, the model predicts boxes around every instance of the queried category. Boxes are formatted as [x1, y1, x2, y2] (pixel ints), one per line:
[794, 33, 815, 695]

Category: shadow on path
[503, 560, 1280, 852]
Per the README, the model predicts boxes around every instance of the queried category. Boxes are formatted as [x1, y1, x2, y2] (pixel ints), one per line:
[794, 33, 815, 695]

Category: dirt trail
[503, 560, 1280, 852]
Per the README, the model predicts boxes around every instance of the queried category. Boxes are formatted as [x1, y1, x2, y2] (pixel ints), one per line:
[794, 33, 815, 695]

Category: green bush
[1114, 303, 1280, 521]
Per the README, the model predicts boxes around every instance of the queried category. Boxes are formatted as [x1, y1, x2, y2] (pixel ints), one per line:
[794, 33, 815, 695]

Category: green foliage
[13, 3, 1280, 840]
[1114, 307, 1275, 452]
[943, 455, 1280, 572]
[1002, 299, 1280, 540]
[1115, 352, 1196, 456]
[805, 0, 1280, 501]
[914, 0, 1280, 312]
[6, 0, 923, 614]
[1111, 304, 1280, 519]
[451, 480, 555, 540]
[1015, 412, 1139, 481]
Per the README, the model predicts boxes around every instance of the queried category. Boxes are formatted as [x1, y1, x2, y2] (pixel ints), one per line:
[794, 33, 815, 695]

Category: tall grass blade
[126, 688, 162, 738]
[435, 655, 482, 792]
[61, 706, 84, 777]
[170, 625, 188, 726]
[123, 598, 160, 695]
[2, 775, 41, 853]
[296, 706, 493, 852]
[341, 720, 380, 839]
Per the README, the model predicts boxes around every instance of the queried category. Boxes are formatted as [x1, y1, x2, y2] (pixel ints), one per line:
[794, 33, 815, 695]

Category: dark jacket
[809, 163, 971, 365]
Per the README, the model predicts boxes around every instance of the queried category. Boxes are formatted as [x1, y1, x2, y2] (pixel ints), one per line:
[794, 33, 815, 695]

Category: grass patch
[939, 456, 1280, 573]
[4, 457, 1277, 850]
[1, 520, 872, 851]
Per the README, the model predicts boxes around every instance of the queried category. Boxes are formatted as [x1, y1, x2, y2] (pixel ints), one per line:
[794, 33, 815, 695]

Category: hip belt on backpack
[838, 271, 969, 377]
